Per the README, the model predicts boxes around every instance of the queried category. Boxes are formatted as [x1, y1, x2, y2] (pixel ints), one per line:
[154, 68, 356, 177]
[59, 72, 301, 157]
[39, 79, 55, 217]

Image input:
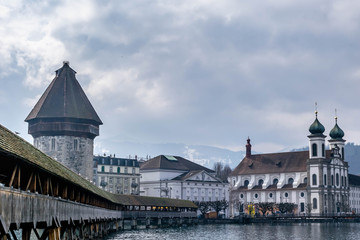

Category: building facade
[25, 62, 102, 180]
[228, 112, 350, 216]
[94, 155, 140, 195]
[349, 174, 360, 213]
[140, 155, 229, 203]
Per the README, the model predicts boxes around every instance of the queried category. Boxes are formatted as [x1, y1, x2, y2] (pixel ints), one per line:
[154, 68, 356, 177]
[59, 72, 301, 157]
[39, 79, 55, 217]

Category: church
[228, 111, 350, 216]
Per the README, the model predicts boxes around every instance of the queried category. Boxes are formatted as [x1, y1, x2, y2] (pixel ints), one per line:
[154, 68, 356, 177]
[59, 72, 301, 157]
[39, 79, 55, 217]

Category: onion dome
[309, 111, 325, 135]
[329, 117, 344, 140]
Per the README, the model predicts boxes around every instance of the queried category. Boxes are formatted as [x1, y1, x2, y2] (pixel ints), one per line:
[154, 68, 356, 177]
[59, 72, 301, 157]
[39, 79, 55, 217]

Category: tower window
[324, 174, 327, 185]
[342, 148, 344, 159]
[336, 173, 339, 186]
[273, 178, 279, 185]
[312, 174, 317, 186]
[322, 144, 325, 157]
[51, 138, 55, 151]
[313, 198, 318, 209]
[74, 139, 78, 151]
[331, 175, 334, 185]
[312, 143, 317, 157]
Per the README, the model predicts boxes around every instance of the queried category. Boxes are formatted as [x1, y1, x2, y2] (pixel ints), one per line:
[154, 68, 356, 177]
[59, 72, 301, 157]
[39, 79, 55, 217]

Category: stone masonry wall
[34, 136, 93, 180]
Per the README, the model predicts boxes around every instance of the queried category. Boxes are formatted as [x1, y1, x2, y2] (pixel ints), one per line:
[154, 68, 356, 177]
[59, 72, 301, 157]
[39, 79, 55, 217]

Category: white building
[140, 155, 229, 203]
[349, 174, 360, 213]
[229, 112, 350, 216]
[94, 155, 140, 195]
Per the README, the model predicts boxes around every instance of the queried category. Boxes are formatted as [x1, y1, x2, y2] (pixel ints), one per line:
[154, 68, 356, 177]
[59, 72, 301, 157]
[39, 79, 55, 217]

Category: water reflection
[106, 223, 360, 240]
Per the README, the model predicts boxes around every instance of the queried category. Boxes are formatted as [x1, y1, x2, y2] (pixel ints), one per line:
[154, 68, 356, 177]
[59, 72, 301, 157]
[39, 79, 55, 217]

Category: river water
[105, 222, 360, 240]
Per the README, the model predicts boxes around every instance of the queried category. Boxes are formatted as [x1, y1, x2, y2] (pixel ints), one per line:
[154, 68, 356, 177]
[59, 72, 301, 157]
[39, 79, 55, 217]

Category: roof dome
[309, 112, 325, 135]
[329, 118, 344, 140]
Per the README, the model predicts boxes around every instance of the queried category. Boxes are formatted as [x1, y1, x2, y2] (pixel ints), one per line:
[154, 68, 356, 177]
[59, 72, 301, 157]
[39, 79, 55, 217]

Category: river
[105, 222, 360, 240]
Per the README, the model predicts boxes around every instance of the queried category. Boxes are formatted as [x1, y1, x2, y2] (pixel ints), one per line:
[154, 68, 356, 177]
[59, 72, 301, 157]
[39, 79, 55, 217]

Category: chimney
[246, 137, 252, 157]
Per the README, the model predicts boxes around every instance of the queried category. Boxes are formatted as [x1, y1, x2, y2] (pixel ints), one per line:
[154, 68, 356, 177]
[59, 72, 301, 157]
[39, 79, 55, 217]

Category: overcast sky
[1, 0, 360, 156]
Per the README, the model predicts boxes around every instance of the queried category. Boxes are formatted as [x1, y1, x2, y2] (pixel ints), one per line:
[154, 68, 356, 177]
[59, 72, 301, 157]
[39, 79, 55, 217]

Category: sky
[1, 0, 360, 157]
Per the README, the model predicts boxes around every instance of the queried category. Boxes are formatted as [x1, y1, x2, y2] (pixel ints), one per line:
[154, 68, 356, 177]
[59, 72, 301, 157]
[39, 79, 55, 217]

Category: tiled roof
[349, 174, 360, 186]
[25, 62, 102, 125]
[140, 155, 215, 173]
[0, 124, 196, 208]
[229, 151, 332, 176]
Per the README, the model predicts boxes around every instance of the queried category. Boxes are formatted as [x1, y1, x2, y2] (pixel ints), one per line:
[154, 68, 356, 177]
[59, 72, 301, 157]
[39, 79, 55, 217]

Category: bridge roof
[0, 124, 196, 209]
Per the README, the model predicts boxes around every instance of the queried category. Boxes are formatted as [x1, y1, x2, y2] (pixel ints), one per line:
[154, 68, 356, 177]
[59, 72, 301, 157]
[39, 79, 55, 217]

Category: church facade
[228, 112, 349, 216]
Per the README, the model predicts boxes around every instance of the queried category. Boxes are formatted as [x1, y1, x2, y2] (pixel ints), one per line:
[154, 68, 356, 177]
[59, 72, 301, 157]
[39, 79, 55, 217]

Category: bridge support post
[146, 218, 150, 229]
[48, 227, 61, 240]
[131, 219, 137, 230]
[157, 218, 161, 228]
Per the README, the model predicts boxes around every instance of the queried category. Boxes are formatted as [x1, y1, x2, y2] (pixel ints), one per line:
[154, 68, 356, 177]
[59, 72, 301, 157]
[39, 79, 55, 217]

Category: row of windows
[311, 143, 325, 157]
[242, 177, 301, 187]
[312, 173, 347, 187]
[50, 138, 79, 151]
[239, 191, 305, 199]
[99, 166, 136, 174]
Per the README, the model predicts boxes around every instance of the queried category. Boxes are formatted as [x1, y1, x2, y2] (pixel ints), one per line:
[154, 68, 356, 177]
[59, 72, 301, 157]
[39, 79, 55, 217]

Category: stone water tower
[25, 61, 102, 180]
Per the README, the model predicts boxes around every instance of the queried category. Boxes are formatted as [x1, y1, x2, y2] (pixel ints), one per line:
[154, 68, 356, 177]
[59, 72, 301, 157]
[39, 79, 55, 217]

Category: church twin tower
[25, 62, 102, 180]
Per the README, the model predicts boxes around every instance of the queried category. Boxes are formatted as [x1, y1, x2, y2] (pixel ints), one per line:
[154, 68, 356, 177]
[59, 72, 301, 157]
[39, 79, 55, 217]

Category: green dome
[309, 114, 325, 135]
[329, 119, 344, 140]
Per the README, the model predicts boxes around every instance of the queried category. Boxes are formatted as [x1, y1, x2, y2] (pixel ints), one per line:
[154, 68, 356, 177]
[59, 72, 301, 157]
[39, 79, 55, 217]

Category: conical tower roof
[25, 62, 102, 125]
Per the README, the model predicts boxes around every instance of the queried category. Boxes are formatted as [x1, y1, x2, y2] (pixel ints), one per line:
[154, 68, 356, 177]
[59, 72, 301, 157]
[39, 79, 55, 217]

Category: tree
[194, 201, 210, 217]
[257, 202, 275, 216]
[213, 162, 232, 182]
[277, 203, 298, 214]
[277, 203, 287, 214]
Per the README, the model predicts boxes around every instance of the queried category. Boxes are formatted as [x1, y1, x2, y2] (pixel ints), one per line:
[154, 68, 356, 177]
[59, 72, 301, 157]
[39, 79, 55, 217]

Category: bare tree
[213, 162, 232, 182]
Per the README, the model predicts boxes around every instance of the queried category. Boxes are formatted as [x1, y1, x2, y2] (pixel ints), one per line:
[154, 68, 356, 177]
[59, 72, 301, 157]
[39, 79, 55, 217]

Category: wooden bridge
[0, 124, 197, 239]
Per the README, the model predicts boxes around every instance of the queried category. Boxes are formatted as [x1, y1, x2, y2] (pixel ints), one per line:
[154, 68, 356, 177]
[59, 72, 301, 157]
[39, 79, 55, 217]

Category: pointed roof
[25, 62, 102, 125]
[329, 117, 345, 140]
[140, 155, 215, 173]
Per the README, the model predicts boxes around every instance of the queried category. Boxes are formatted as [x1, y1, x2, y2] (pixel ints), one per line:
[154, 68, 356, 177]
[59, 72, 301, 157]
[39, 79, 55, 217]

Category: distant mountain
[94, 141, 245, 170]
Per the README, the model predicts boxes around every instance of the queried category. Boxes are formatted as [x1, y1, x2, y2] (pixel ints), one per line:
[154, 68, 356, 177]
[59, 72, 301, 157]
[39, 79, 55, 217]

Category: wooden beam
[25, 172, 34, 191]
[8, 164, 18, 187]
[36, 173, 43, 194]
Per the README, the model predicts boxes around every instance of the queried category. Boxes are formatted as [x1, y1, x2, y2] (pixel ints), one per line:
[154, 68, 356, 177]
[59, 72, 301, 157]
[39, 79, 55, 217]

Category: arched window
[324, 174, 327, 185]
[288, 178, 294, 185]
[312, 174, 317, 186]
[322, 144, 325, 157]
[244, 180, 249, 187]
[341, 176, 344, 186]
[342, 148, 345, 159]
[331, 175, 334, 185]
[101, 166, 105, 172]
[312, 143, 318, 157]
[336, 173, 339, 186]
[304, 177, 308, 184]
[345, 176, 347, 187]
[258, 179, 264, 186]
[313, 198, 318, 209]
[273, 178, 279, 185]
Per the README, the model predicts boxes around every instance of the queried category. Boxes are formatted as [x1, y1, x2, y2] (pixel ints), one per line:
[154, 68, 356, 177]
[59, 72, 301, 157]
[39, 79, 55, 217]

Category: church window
[312, 174, 317, 186]
[341, 176, 344, 186]
[345, 177, 347, 187]
[51, 138, 56, 151]
[240, 194, 244, 199]
[322, 144, 325, 157]
[312, 143, 318, 157]
[254, 193, 258, 199]
[336, 173, 339, 186]
[244, 180, 249, 187]
[342, 148, 344, 159]
[273, 178, 279, 185]
[331, 175, 334, 185]
[304, 177, 307, 184]
[324, 174, 327, 185]
[74, 139, 78, 151]
[258, 179, 264, 186]
[288, 178, 294, 185]
[269, 193, 273, 198]
[300, 192, 305, 198]
[313, 198, 318, 209]
[284, 192, 289, 198]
